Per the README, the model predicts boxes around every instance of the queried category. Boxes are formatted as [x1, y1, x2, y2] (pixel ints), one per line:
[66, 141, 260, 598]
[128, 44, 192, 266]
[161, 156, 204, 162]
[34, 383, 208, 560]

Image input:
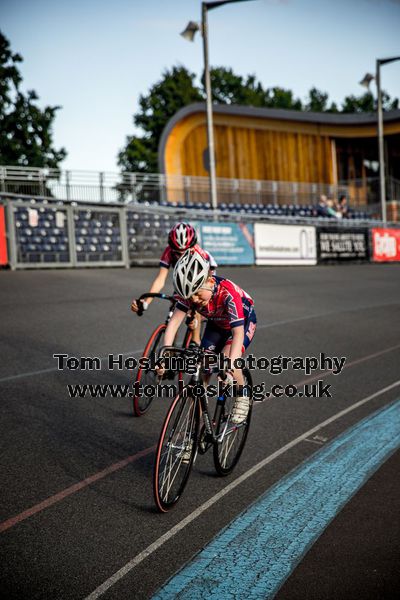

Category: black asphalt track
[0, 264, 399, 599]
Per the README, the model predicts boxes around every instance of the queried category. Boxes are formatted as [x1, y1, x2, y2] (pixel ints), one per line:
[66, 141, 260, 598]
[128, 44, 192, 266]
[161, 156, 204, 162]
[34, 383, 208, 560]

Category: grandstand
[1, 164, 399, 269]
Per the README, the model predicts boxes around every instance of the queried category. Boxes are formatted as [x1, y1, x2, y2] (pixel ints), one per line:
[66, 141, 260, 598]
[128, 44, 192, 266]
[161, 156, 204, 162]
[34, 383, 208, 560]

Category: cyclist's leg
[222, 312, 257, 423]
[200, 322, 230, 385]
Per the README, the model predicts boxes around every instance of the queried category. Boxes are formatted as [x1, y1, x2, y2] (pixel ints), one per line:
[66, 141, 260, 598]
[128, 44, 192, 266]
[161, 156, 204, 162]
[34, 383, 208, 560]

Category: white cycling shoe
[231, 396, 250, 425]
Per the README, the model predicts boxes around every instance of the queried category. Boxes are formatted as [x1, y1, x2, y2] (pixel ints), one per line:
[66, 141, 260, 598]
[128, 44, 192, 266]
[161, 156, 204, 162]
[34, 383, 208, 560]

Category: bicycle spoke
[220, 428, 239, 468]
[155, 395, 198, 508]
[213, 370, 253, 476]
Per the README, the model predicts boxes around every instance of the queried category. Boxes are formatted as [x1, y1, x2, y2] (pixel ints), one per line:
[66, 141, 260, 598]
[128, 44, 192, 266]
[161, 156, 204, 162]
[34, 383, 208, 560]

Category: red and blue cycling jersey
[159, 244, 217, 270]
[176, 275, 255, 331]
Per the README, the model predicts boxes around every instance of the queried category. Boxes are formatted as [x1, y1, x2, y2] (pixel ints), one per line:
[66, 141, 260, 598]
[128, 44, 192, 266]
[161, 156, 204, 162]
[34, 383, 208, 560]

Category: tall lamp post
[181, 0, 256, 211]
[360, 56, 400, 222]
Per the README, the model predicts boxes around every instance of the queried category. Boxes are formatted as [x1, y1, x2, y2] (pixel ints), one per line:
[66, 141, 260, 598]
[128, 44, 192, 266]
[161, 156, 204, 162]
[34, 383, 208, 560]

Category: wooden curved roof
[159, 103, 400, 178]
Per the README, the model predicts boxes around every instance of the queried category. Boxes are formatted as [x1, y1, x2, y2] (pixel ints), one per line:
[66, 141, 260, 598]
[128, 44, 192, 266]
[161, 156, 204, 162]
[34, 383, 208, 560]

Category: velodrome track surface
[0, 264, 399, 599]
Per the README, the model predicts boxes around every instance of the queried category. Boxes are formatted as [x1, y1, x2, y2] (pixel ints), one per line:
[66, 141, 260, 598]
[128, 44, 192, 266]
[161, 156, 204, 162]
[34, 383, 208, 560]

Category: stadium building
[159, 103, 400, 212]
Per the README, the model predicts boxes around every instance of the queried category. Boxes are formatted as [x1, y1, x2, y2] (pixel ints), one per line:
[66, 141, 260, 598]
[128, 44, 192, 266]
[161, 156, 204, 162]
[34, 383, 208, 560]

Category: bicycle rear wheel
[153, 392, 200, 512]
[213, 368, 253, 476]
[133, 324, 166, 417]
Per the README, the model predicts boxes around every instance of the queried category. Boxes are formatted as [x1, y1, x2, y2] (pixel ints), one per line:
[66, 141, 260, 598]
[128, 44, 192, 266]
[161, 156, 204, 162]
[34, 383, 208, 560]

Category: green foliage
[207, 67, 266, 106]
[118, 66, 202, 173]
[206, 68, 303, 110]
[305, 87, 339, 113]
[341, 90, 398, 113]
[265, 87, 303, 110]
[119, 63, 400, 173]
[0, 31, 66, 168]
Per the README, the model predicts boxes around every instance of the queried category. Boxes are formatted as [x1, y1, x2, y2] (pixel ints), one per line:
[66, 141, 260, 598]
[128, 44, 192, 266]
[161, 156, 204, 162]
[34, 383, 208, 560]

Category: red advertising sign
[0, 206, 8, 265]
[372, 228, 400, 262]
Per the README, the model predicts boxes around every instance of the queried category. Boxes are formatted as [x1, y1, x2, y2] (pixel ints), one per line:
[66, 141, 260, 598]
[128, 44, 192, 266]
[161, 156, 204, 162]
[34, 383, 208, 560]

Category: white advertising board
[254, 223, 317, 265]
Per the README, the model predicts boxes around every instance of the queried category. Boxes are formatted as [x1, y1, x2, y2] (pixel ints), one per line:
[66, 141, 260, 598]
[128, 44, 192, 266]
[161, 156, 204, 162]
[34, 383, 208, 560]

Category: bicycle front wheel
[153, 392, 200, 512]
[213, 368, 253, 476]
[133, 323, 166, 417]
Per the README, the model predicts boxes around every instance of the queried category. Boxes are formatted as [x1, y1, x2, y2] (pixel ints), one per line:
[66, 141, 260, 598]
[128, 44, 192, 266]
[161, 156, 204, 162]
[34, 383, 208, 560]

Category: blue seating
[15, 205, 70, 263]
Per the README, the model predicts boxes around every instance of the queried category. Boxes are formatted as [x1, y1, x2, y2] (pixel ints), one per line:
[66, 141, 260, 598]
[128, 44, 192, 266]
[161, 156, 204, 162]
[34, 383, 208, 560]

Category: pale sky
[1, 0, 400, 173]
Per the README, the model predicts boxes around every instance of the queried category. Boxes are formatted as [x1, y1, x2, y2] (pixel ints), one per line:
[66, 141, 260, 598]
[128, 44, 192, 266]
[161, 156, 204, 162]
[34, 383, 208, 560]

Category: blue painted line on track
[153, 400, 400, 600]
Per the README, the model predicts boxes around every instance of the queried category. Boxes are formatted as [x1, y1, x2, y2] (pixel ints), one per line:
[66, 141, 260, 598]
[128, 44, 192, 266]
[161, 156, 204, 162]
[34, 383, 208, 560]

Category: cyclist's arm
[164, 307, 186, 346]
[131, 267, 169, 312]
[147, 267, 169, 302]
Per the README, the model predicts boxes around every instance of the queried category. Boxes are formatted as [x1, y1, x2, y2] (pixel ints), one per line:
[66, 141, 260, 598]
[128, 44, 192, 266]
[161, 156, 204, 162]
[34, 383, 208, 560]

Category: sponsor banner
[317, 228, 369, 262]
[372, 228, 400, 262]
[193, 222, 255, 265]
[0, 205, 8, 265]
[254, 223, 317, 265]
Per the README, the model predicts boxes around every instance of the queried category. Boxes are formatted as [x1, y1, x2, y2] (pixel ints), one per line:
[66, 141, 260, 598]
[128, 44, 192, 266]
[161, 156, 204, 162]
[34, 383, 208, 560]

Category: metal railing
[1, 166, 399, 214]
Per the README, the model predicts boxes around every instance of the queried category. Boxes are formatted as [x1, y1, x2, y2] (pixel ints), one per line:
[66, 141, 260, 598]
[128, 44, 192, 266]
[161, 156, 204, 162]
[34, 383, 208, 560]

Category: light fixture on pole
[181, 0, 257, 211]
[180, 21, 200, 42]
[360, 56, 400, 222]
[359, 73, 374, 89]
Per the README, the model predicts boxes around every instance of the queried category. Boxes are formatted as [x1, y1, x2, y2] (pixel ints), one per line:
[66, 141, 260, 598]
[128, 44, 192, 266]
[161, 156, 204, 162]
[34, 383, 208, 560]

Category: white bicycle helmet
[173, 250, 210, 299]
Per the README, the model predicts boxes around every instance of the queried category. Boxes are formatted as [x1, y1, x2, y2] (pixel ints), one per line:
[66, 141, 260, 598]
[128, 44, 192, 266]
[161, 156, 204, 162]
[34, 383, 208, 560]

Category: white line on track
[2, 301, 398, 385]
[84, 379, 400, 600]
[0, 348, 144, 384]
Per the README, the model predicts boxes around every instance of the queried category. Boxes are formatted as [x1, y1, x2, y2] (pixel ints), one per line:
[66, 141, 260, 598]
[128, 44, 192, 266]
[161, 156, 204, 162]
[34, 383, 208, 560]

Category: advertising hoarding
[372, 228, 400, 262]
[254, 223, 317, 265]
[317, 228, 369, 262]
[194, 222, 255, 265]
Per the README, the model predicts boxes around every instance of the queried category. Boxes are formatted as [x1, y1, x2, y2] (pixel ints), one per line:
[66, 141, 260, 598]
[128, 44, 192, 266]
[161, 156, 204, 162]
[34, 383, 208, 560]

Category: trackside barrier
[254, 223, 317, 266]
[371, 228, 400, 262]
[2, 194, 400, 269]
[192, 222, 255, 265]
[317, 227, 370, 262]
[5, 198, 127, 269]
[0, 204, 8, 265]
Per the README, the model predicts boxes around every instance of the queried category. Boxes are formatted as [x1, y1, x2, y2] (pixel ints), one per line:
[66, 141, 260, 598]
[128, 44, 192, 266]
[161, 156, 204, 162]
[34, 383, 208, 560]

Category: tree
[207, 67, 266, 106]
[265, 86, 303, 110]
[118, 66, 202, 173]
[305, 87, 338, 113]
[206, 67, 304, 110]
[119, 63, 399, 173]
[341, 90, 398, 113]
[0, 31, 66, 168]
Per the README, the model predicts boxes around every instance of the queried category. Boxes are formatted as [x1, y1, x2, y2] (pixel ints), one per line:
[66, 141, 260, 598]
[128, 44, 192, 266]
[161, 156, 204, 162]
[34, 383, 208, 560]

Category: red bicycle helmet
[168, 222, 197, 251]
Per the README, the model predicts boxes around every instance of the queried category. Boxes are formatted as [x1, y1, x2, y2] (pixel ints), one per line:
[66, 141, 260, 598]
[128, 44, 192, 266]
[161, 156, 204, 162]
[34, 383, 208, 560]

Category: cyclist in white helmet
[158, 250, 257, 424]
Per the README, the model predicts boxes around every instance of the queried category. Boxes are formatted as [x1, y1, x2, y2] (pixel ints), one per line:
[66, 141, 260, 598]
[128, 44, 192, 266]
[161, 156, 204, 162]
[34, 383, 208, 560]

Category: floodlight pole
[202, 3, 218, 211]
[376, 60, 386, 222]
[200, 1, 257, 211]
[376, 57, 400, 222]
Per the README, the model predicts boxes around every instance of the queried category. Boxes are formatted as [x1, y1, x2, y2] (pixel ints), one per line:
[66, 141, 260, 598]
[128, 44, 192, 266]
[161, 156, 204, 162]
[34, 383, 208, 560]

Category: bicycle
[133, 293, 194, 417]
[153, 345, 254, 512]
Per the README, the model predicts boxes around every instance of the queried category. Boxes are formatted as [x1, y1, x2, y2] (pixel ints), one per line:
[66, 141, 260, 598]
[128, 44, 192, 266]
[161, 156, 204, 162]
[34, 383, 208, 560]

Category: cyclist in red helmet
[131, 222, 217, 344]
[168, 222, 197, 251]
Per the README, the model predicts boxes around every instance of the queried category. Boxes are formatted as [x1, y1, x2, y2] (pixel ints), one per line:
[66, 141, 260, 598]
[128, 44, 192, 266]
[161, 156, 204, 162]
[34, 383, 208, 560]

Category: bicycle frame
[154, 345, 253, 511]
[158, 345, 248, 447]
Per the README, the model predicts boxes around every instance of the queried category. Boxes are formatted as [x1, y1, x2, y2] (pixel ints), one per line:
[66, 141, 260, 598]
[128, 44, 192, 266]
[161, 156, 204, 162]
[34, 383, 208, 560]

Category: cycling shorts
[201, 307, 257, 355]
